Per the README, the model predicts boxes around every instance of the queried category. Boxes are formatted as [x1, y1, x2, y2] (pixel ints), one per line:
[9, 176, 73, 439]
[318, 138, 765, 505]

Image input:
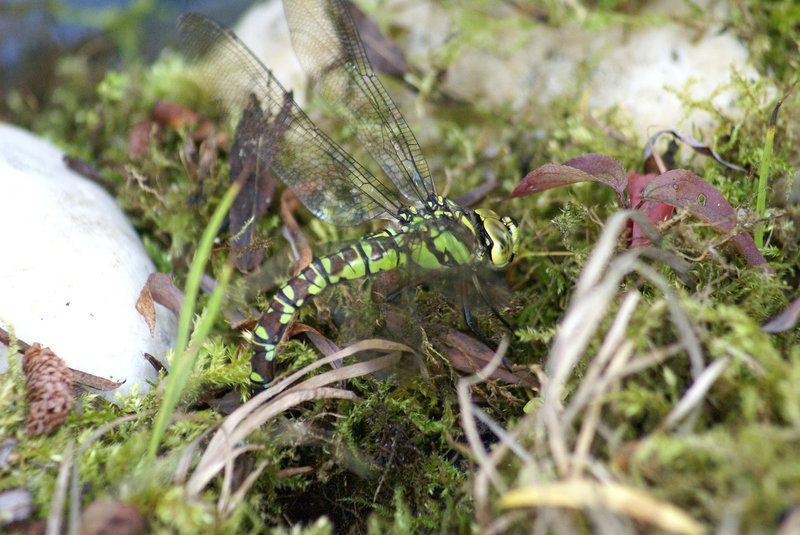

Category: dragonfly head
[474, 208, 520, 269]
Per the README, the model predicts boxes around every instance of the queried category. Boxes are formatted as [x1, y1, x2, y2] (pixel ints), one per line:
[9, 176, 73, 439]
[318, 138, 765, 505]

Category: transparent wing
[178, 13, 404, 226]
[283, 0, 437, 205]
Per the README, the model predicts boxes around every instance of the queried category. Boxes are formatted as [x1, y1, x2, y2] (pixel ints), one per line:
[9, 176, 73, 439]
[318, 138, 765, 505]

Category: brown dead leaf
[150, 100, 202, 130]
[281, 189, 313, 276]
[127, 118, 154, 158]
[643, 129, 746, 173]
[0, 327, 125, 392]
[69, 368, 126, 391]
[136, 273, 183, 336]
[128, 101, 219, 158]
[80, 500, 146, 535]
[432, 327, 536, 387]
[291, 323, 342, 358]
[229, 93, 289, 271]
[762, 294, 800, 333]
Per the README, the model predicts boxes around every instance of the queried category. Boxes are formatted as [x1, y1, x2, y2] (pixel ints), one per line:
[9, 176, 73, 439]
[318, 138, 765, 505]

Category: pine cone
[23, 343, 73, 435]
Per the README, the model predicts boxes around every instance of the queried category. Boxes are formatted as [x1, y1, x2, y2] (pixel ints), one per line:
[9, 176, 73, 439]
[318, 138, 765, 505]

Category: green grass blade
[754, 109, 776, 249]
[754, 83, 795, 248]
[146, 181, 241, 463]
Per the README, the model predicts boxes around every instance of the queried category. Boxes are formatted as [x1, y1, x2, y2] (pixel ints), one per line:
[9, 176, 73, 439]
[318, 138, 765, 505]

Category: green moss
[3, 0, 800, 533]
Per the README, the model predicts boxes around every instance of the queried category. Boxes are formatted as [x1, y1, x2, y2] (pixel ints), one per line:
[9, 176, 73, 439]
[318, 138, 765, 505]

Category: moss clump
[2, 0, 800, 533]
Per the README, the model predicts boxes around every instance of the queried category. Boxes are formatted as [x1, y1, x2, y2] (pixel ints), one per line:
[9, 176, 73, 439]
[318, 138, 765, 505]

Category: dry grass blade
[47, 440, 72, 535]
[457, 336, 510, 525]
[220, 460, 268, 517]
[633, 262, 704, 378]
[499, 480, 706, 535]
[68, 414, 145, 535]
[571, 339, 634, 479]
[660, 357, 730, 429]
[186, 339, 412, 497]
[188, 387, 359, 496]
[173, 429, 214, 486]
[218, 442, 267, 516]
[247, 339, 412, 406]
[562, 291, 640, 427]
[544, 212, 643, 474]
[526, 207, 712, 529]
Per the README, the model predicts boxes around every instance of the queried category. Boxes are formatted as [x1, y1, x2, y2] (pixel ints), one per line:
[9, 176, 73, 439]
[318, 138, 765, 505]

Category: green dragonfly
[178, 0, 520, 389]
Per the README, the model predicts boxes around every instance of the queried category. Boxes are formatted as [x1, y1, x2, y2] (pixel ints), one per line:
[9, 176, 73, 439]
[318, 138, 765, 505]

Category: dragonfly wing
[283, 0, 437, 206]
[178, 13, 404, 226]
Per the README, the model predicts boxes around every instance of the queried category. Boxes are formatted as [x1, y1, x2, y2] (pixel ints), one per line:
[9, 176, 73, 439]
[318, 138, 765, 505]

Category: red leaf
[510, 154, 628, 204]
[641, 169, 737, 233]
[510, 163, 603, 198]
[641, 170, 771, 270]
[627, 171, 674, 247]
[563, 153, 628, 196]
[732, 233, 771, 272]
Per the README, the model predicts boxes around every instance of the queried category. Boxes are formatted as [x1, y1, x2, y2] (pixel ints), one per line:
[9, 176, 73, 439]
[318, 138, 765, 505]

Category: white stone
[383, 0, 764, 144]
[233, 0, 306, 103]
[0, 123, 176, 401]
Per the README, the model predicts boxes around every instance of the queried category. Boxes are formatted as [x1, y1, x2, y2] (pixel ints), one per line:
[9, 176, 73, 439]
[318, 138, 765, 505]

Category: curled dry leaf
[23, 343, 73, 436]
[136, 272, 184, 336]
[643, 129, 746, 173]
[762, 294, 800, 333]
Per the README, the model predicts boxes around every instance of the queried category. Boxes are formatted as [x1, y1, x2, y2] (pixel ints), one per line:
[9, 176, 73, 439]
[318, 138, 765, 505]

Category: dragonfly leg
[463, 278, 515, 373]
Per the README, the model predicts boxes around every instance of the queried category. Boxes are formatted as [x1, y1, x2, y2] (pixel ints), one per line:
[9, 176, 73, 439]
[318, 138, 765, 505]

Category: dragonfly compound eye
[502, 216, 520, 256]
[474, 209, 518, 268]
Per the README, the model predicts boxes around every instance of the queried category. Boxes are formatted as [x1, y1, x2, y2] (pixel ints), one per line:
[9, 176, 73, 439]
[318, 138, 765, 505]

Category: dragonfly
[178, 0, 520, 390]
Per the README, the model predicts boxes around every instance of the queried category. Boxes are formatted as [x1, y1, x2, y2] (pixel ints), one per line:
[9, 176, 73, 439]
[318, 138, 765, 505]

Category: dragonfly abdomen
[250, 208, 481, 387]
[251, 232, 404, 385]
